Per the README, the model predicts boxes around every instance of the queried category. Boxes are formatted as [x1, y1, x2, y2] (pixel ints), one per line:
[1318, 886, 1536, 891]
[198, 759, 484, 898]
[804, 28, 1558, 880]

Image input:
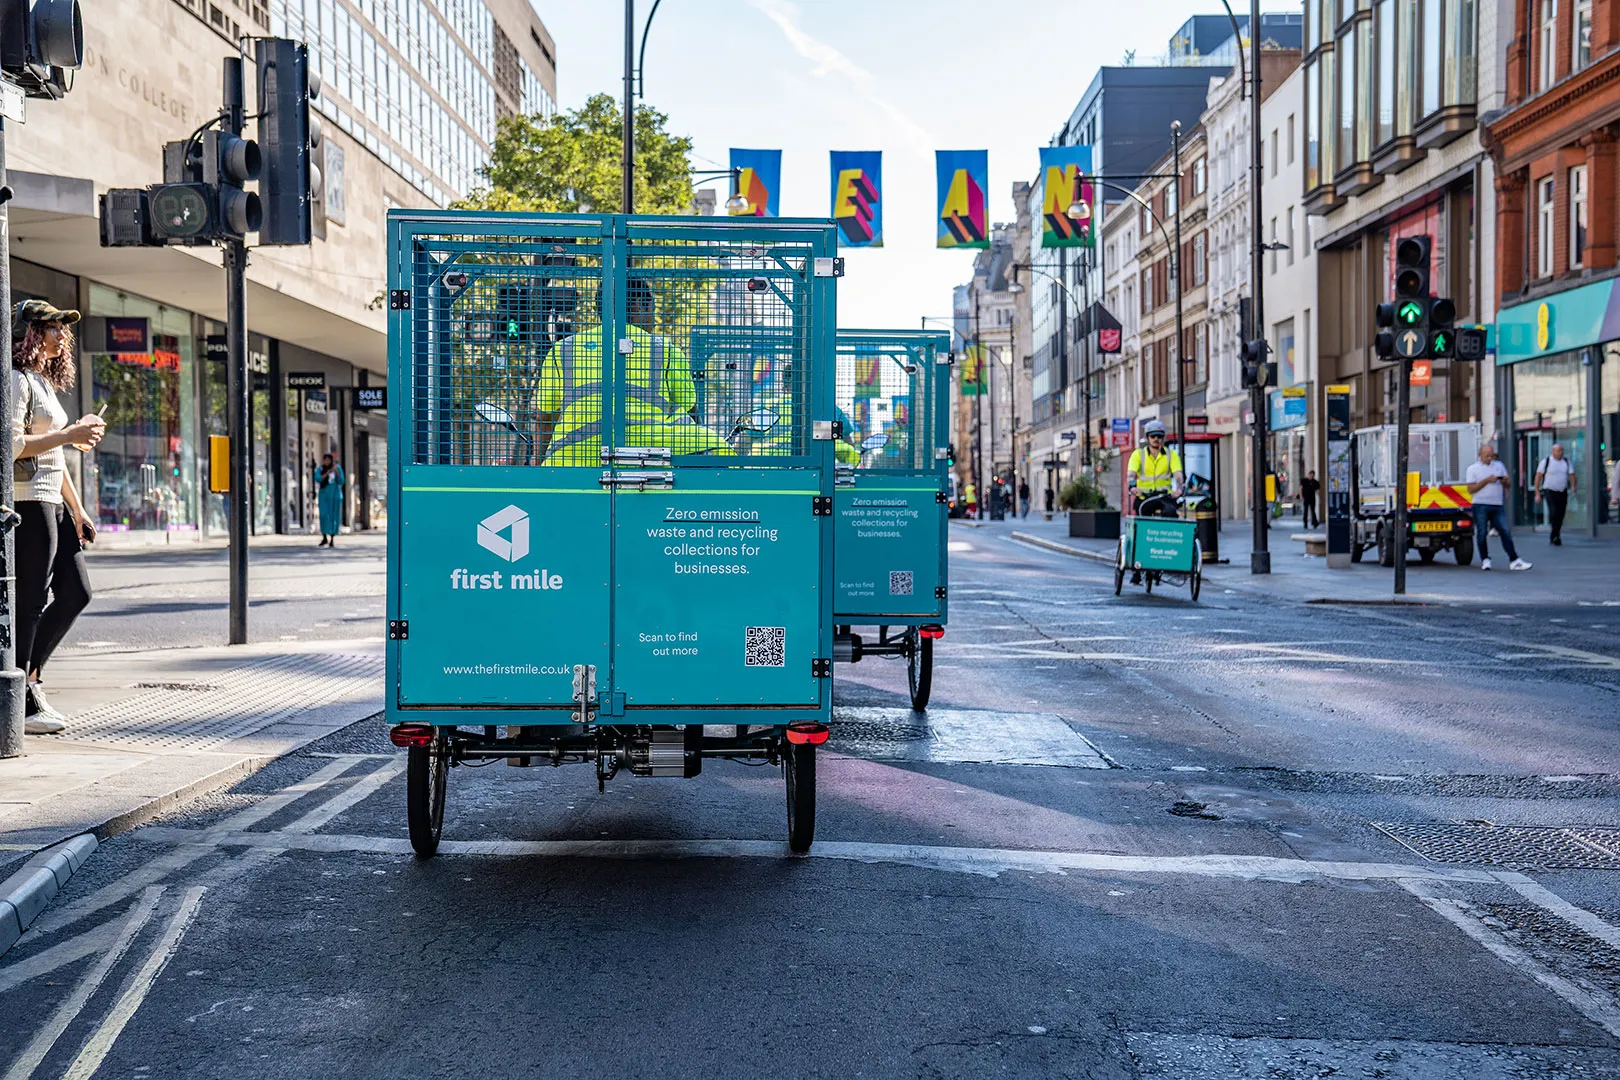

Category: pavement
[976, 511, 1620, 606]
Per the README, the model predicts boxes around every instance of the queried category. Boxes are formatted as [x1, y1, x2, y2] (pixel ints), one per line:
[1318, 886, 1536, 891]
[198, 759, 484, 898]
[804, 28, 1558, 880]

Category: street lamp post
[1172, 121, 1186, 459]
[1247, 0, 1271, 574]
[622, 0, 635, 213]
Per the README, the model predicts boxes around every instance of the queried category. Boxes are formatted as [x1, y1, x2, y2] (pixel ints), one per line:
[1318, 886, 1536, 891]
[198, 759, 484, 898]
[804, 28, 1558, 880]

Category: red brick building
[1484, 0, 1620, 535]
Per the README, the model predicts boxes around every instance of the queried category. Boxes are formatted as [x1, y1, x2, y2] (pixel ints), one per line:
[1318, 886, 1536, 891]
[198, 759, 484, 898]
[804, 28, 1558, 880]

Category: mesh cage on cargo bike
[386, 212, 839, 856]
[400, 219, 822, 468]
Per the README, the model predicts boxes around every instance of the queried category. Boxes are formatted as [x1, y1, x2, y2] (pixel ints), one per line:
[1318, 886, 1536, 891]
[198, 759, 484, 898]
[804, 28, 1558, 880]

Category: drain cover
[1372, 822, 1620, 870]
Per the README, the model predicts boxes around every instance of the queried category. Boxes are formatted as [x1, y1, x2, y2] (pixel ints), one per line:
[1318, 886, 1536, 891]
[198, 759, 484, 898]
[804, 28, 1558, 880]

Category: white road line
[1400, 879, 1620, 1039]
[1350, 607, 1620, 670]
[1503, 878, 1620, 952]
[60, 887, 207, 1080]
[131, 828, 1532, 886]
[26, 756, 366, 941]
[0, 925, 117, 996]
[3, 888, 165, 1080]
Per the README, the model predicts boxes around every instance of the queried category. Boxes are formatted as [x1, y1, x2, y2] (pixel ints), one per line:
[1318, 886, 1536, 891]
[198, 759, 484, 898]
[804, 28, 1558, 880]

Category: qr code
[744, 626, 786, 667]
[889, 571, 914, 596]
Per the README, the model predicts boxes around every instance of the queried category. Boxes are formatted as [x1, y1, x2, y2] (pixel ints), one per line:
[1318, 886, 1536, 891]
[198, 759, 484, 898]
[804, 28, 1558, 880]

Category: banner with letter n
[854, 345, 882, 399]
[935, 150, 989, 249]
[728, 148, 781, 217]
[1039, 145, 1096, 248]
[830, 151, 882, 247]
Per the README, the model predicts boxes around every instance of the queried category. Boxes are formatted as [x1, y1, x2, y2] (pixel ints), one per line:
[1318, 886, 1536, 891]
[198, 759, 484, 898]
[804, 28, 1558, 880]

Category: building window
[1337, 27, 1356, 172]
[1320, 48, 1337, 175]
[1570, 164, 1588, 269]
[1306, 59, 1321, 189]
[1444, 0, 1476, 106]
[1539, 0, 1557, 90]
[1376, 0, 1395, 146]
[1192, 233, 1207, 285]
[1286, 208, 1296, 265]
[1397, 0, 1418, 134]
[1287, 115, 1296, 163]
[1356, 16, 1374, 158]
[1271, 129, 1279, 176]
[1537, 175, 1555, 278]
[1270, 217, 1279, 273]
[1574, 0, 1592, 71]
[1192, 158, 1207, 195]
[1423, 0, 1443, 113]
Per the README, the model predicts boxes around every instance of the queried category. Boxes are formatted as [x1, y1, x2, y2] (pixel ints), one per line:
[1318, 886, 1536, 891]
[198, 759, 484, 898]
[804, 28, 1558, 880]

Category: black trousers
[1543, 489, 1568, 540]
[1302, 494, 1320, 529]
[14, 501, 92, 680]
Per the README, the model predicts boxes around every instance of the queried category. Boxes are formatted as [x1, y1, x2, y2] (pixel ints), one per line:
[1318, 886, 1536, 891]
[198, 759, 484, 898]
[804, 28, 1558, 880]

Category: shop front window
[84, 286, 198, 533]
[1603, 342, 1618, 524]
[1512, 352, 1588, 530]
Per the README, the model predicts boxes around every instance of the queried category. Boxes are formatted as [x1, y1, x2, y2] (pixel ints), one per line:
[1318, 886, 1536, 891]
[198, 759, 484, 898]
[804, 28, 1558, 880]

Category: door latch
[572, 664, 597, 724]
[835, 466, 856, 488]
[601, 446, 672, 468]
[600, 471, 675, 490]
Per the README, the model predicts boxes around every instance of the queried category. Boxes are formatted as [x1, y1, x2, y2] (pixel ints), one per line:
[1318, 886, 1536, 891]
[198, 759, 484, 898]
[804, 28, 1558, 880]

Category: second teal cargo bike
[384, 210, 842, 854]
[830, 330, 952, 710]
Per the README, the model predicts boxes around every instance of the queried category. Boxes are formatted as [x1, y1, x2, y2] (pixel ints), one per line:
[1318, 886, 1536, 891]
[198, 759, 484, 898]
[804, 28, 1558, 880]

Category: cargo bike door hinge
[388, 620, 409, 640]
[813, 257, 845, 278]
[572, 664, 598, 724]
[812, 496, 833, 516]
[388, 289, 411, 310]
[935, 490, 948, 504]
[812, 658, 832, 678]
[935, 586, 948, 599]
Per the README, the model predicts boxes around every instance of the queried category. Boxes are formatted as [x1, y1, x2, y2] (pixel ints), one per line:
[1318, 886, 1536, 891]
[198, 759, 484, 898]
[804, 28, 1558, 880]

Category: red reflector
[389, 724, 435, 748]
[1457, 518, 1472, 528]
[919, 625, 945, 639]
[785, 722, 829, 746]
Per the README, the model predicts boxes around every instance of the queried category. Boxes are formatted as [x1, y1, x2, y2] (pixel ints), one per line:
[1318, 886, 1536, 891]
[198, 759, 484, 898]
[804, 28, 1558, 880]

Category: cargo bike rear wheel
[906, 629, 934, 711]
[407, 732, 448, 858]
[783, 737, 817, 854]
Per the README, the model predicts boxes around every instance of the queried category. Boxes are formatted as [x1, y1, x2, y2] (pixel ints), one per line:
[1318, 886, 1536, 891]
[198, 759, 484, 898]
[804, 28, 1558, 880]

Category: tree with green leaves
[455, 93, 695, 215]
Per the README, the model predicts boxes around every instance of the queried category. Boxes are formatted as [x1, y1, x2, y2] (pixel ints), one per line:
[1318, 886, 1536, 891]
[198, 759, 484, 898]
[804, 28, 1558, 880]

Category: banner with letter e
[935, 150, 989, 249]
[830, 151, 882, 247]
[1039, 145, 1095, 248]
[729, 148, 781, 217]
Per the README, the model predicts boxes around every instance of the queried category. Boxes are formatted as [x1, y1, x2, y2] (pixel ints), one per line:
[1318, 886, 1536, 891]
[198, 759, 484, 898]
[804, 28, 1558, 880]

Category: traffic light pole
[0, 117, 24, 758]
[1248, 0, 1270, 574]
[223, 59, 250, 644]
[1394, 361, 1410, 596]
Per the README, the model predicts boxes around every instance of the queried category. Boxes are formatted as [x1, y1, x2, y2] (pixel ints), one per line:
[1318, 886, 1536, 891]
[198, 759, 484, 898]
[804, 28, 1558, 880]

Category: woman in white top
[10, 300, 106, 734]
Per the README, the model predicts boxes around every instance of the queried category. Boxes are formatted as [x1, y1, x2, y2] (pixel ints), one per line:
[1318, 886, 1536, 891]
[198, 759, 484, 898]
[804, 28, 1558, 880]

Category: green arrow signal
[1397, 301, 1424, 325]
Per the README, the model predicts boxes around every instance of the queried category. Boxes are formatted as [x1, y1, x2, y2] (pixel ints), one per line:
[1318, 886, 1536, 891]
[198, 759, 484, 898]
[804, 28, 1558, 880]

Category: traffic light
[1240, 338, 1274, 389]
[256, 37, 321, 246]
[201, 129, 262, 237]
[1456, 326, 1488, 361]
[1390, 235, 1432, 359]
[1394, 236, 1431, 299]
[1375, 301, 1397, 360]
[146, 183, 216, 243]
[1427, 296, 1456, 360]
[0, 0, 82, 99]
[98, 188, 151, 247]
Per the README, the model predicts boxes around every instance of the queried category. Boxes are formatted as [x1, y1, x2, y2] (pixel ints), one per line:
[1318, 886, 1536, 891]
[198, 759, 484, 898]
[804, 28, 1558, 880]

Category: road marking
[60, 887, 207, 1080]
[831, 707, 1112, 768]
[1502, 878, 1620, 952]
[1400, 879, 1620, 1039]
[1349, 607, 1620, 670]
[23, 756, 373, 945]
[0, 925, 116, 996]
[2, 889, 164, 1080]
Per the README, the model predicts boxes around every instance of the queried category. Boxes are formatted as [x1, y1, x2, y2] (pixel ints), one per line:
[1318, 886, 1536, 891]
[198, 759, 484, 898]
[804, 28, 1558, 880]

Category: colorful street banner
[728, 148, 781, 217]
[854, 346, 882, 399]
[1039, 145, 1096, 248]
[935, 150, 989, 250]
[851, 398, 872, 434]
[891, 395, 910, 430]
[960, 342, 987, 396]
[830, 151, 882, 247]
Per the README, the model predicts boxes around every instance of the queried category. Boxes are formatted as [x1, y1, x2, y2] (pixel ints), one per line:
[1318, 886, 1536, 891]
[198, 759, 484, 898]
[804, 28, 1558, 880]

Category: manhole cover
[1371, 822, 1620, 870]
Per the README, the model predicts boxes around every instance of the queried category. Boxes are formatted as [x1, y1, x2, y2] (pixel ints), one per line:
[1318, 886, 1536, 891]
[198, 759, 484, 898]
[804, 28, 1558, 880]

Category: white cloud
[748, 0, 935, 156]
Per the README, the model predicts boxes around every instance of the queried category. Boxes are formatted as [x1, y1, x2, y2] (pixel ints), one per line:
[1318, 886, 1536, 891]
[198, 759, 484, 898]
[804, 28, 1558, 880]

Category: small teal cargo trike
[830, 330, 951, 711]
[384, 210, 841, 855]
[1114, 493, 1202, 601]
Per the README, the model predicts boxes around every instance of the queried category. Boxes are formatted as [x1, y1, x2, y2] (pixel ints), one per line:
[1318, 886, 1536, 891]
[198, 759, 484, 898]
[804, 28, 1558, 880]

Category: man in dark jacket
[1299, 471, 1321, 529]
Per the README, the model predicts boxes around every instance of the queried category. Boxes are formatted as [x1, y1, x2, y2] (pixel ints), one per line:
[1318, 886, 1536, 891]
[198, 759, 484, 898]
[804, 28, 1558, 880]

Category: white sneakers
[1510, 558, 1533, 571]
[1481, 558, 1492, 571]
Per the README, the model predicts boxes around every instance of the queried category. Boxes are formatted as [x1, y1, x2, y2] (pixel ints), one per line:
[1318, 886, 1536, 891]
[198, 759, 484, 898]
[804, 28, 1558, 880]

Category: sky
[529, 0, 1222, 330]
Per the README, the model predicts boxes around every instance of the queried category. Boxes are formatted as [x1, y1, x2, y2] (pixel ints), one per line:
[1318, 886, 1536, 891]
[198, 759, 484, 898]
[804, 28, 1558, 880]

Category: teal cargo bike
[829, 330, 951, 710]
[384, 210, 841, 855]
[1113, 493, 1202, 601]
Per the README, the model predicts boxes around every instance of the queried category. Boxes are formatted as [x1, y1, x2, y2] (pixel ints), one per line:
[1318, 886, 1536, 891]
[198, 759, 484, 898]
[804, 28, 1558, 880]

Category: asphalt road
[6, 529, 1620, 1079]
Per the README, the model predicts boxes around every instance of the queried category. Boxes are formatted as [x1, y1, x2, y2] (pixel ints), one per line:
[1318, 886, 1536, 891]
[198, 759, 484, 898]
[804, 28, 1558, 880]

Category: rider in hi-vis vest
[537, 279, 732, 465]
[1125, 418, 1184, 583]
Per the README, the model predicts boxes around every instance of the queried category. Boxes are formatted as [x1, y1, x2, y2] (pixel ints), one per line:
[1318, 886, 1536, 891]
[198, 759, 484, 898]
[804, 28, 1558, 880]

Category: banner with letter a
[728, 148, 781, 217]
[1039, 145, 1095, 248]
[935, 150, 989, 250]
[830, 151, 882, 247]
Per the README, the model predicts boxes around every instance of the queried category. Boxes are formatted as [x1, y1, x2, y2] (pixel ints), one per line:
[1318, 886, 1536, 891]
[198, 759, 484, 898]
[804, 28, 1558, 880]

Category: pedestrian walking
[1465, 443, 1531, 571]
[1018, 479, 1030, 519]
[1299, 470, 1321, 530]
[10, 300, 105, 734]
[314, 452, 346, 547]
[963, 480, 977, 519]
[1534, 443, 1575, 545]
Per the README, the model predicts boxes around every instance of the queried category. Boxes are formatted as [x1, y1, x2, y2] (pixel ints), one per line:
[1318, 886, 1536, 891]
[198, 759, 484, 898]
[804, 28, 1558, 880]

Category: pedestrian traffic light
[256, 37, 320, 247]
[0, 0, 83, 99]
[203, 129, 262, 237]
[1456, 326, 1488, 361]
[1427, 296, 1456, 360]
[146, 183, 216, 243]
[1240, 338, 1274, 388]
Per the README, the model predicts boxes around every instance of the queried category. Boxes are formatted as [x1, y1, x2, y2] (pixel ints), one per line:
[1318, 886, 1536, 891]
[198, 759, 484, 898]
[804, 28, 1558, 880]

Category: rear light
[389, 723, 436, 748]
[784, 721, 829, 745]
[1457, 518, 1472, 528]
[919, 625, 945, 639]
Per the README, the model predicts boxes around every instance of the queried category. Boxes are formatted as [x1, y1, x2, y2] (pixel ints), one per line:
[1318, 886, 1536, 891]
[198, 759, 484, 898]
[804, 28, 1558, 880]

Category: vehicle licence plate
[1413, 521, 1452, 533]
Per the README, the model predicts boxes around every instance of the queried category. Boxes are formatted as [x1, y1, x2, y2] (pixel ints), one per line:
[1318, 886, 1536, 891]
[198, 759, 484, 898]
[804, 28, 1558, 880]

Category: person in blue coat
[314, 452, 345, 547]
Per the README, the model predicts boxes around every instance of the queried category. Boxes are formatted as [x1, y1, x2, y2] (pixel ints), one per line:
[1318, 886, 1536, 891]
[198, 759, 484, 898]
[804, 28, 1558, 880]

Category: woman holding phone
[10, 300, 105, 734]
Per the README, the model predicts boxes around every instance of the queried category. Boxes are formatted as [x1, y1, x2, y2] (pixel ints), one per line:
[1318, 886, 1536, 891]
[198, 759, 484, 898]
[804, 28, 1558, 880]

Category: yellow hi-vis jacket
[1127, 446, 1182, 492]
[537, 325, 732, 465]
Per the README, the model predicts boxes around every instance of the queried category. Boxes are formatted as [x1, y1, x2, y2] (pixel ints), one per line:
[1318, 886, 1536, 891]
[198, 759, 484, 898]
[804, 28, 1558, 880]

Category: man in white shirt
[1465, 444, 1531, 571]
[1534, 443, 1576, 545]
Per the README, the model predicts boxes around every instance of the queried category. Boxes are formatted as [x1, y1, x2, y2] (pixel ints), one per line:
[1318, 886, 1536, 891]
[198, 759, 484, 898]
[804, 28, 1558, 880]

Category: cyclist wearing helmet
[1126, 420, 1184, 584]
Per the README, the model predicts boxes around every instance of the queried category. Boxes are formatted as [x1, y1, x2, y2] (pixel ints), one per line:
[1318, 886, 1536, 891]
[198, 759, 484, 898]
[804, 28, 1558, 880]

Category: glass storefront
[367, 433, 389, 528]
[83, 285, 200, 534]
[1510, 352, 1589, 531]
